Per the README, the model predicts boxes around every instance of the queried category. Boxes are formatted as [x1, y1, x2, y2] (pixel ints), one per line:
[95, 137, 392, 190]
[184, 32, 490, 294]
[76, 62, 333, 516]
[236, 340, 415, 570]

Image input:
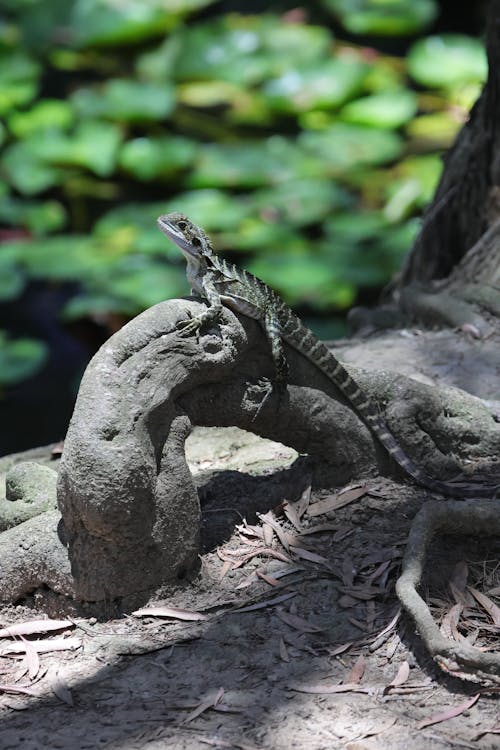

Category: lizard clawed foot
[176, 314, 203, 339]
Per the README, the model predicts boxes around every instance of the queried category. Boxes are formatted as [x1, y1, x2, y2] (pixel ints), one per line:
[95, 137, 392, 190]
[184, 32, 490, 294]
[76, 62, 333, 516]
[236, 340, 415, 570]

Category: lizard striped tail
[280, 314, 497, 498]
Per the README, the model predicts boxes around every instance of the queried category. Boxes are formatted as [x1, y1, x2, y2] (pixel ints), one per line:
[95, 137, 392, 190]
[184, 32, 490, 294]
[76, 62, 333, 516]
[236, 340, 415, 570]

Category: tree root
[396, 499, 500, 685]
[0, 298, 498, 616]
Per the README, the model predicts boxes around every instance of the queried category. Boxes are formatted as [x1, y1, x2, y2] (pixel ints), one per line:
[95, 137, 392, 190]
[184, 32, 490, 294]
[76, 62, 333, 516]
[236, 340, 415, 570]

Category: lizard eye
[191, 236, 201, 247]
[177, 221, 187, 231]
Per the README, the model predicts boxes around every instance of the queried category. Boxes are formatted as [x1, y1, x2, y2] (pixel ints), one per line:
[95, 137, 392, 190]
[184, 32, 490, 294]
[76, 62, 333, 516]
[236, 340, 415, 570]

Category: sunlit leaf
[0, 331, 48, 386]
[174, 15, 333, 85]
[406, 112, 463, 145]
[1, 142, 64, 194]
[119, 136, 197, 179]
[70, 0, 200, 47]
[0, 50, 40, 114]
[72, 79, 175, 122]
[248, 254, 355, 309]
[408, 35, 487, 89]
[7, 100, 74, 138]
[4, 236, 109, 280]
[250, 179, 352, 226]
[222, 220, 307, 253]
[384, 154, 442, 220]
[323, 212, 419, 285]
[341, 89, 417, 129]
[323, 0, 437, 36]
[189, 137, 322, 188]
[64, 257, 188, 317]
[0, 259, 25, 301]
[299, 124, 403, 173]
[263, 58, 368, 113]
[29, 121, 122, 176]
[0, 199, 67, 235]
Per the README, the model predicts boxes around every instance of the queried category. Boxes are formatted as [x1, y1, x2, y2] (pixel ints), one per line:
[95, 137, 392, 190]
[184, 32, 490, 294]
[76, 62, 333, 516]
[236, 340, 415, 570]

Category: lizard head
[157, 212, 210, 259]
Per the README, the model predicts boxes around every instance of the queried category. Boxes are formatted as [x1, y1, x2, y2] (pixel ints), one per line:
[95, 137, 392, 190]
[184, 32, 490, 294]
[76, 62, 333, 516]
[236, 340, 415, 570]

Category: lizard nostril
[177, 221, 187, 231]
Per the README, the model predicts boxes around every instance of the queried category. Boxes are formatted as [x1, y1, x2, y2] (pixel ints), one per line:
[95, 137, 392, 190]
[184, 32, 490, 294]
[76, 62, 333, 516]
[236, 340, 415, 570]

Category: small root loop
[396, 498, 500, 685]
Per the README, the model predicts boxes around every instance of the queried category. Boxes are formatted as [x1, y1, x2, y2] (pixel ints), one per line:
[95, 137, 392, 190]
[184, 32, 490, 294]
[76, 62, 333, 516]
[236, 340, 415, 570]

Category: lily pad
[174, 15, 333, 85]
[406, 112, 463, 145]
[250, 179, 352, 226]
[249, 254, 355, 309]
[0, 198, 66, 234]
[119, 136, 197, 180]
[0, 50, 40, 115]
[5, 236, 110, 281]
[29, 121, 122, 176]
[322, 0, 437, 36]
[0, 331, 48, 386]
[340, 89, 417, 129]
[299, 123, 403, 173]
[408, 35, 487, 89]
[0, 258, 25, 301]
[1, 142, 64, 194]
[189, 137, 322, 188]
[72, 79, 175, 122]
[7, 100, 75, 139]
[70, 0, 215, 47]
[65, 257, 188, 317]
[263, 58, 368, 113]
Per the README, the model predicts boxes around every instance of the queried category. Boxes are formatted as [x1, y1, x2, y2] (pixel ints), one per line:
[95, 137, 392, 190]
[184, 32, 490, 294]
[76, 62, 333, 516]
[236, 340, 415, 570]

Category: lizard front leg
[263, 311, 289, 391]
[177, 274, 223, 337]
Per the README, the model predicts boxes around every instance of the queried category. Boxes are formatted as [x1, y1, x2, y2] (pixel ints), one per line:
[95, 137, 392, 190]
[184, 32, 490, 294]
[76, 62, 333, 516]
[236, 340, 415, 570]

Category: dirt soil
[0, 427, 499, 750]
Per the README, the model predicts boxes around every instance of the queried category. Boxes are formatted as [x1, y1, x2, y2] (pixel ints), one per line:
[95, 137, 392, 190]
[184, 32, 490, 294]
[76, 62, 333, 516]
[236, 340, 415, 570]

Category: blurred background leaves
[0, 0, 488, 451]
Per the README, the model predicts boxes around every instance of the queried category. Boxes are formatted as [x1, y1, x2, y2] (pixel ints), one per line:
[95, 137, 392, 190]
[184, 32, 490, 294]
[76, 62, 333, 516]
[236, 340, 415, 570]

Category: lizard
[157, 211, 499, 499]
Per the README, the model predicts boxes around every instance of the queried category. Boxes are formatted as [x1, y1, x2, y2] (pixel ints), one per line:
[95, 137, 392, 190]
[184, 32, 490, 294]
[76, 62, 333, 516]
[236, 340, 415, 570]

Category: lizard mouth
[156, 217, 196, 256]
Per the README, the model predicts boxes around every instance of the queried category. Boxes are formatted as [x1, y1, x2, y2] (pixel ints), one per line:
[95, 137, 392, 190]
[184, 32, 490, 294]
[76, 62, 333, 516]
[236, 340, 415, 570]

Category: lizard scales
[157, 211, 496, 499]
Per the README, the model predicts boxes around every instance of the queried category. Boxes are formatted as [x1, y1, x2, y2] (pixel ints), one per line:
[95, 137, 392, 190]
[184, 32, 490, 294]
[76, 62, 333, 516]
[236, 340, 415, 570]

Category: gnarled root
[396, 499, 500, 685]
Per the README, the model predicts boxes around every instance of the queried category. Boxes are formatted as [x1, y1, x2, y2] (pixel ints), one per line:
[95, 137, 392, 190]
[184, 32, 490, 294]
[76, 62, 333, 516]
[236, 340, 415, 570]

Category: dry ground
[0, 427, 499, 750]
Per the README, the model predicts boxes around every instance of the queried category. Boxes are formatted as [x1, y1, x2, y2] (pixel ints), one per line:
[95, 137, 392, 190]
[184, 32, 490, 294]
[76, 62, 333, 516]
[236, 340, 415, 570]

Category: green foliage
[0, 1, 488, 386]
[322, 0, 438, 36]
[408, 35, 487, 89]
[0, 331, 48, 386]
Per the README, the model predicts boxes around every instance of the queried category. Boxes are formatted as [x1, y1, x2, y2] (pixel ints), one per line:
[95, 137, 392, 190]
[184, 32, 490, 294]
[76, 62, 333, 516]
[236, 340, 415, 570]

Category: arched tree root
[396, 499, 500, 685]
[0, 298, 498, 615]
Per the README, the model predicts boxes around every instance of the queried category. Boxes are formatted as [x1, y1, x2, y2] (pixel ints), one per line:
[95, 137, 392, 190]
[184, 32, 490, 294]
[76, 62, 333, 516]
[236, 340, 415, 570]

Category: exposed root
[396, 499, 500, 685]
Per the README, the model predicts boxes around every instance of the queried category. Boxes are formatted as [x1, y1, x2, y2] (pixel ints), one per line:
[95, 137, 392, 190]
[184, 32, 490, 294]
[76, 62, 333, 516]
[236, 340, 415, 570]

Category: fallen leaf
[132, 606, 209, 621]
[417, 694, 479, 729]
[0, 683, 37, 696]
[369, 609, 401, 652]
[295, 484, 312, 518]
[288, 682, 371, 695]
[291, 547, 330, 566]
[262, 523, 274, 547]
[282, 501, 303, 531]
[440, 603, 464, 641]
[183, 687, 225, 724]
[219, 560, 232, 580]
[23, 640, 40, 681]
[385, 661, 410, 691]
[256, 571, 280, 587]
[231, 591, 296, 613]
[329, 642, 353, 656]
[307, 485, 369, 517]
[347, 655, 365, 684]
[0, 619, 74, 638]
[51, 672, 73, 706]
[467, 586, 500, 626]
[0, 637, 82, 655]
[279, 638, 290, 662]
[257, 511, 293, 551]
[275, 609, 323, 633]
